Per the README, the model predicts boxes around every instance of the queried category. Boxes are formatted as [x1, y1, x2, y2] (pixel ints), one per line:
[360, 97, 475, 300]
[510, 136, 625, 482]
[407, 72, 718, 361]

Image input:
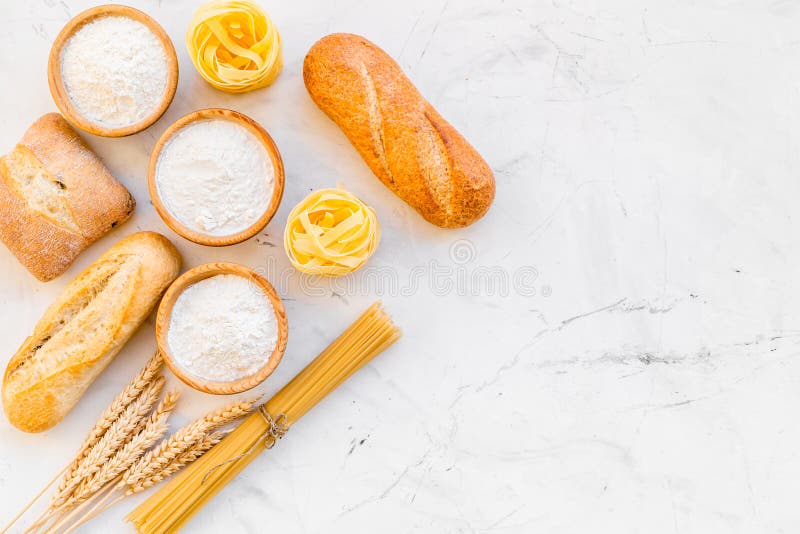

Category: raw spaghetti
[284, 186, 381, 276]
[186, 0, 282, 93]
[127, 301, 400, 533]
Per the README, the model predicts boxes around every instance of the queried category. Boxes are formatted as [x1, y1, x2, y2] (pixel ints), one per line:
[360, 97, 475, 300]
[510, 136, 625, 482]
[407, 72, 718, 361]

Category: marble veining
[3, 0, 800, 532]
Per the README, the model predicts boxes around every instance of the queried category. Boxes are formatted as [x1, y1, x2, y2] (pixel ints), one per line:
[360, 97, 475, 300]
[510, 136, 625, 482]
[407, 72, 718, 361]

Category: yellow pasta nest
[284, 186, 381, 277]
[186, 0, 282, 94]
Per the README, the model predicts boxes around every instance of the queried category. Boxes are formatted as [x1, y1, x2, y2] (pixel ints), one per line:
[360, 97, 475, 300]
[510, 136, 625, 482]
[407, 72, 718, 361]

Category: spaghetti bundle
[186, 0, 282, 93]
[127, 301, 400, 533]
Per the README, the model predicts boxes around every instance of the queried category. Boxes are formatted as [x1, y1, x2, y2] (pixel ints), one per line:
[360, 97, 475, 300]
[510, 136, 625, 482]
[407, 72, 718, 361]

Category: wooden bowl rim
[148, 108, 285, 246]
[156, 262, 288, 395]
[47, 4, 179, 137]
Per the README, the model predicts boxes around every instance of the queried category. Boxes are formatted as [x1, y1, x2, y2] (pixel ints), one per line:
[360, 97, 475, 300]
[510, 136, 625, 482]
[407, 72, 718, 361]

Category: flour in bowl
[167, 274, 279, 383]
[155, 118, 275, 236]
[60, 15, 168, 127]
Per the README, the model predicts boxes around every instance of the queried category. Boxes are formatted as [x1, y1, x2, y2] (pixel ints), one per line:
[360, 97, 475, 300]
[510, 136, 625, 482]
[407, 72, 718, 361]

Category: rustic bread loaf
[0, 113, 135, 281]
[2, 232, 181, 433]
[303, 33, 494, 228]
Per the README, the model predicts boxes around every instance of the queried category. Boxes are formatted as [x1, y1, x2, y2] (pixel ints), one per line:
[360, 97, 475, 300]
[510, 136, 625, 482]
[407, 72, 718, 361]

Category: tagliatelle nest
[186, 0, 282, 93]
[284, 186, 381, 277]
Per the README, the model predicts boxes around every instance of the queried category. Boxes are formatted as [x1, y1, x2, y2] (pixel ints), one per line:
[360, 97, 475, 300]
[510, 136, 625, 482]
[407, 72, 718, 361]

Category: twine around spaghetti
[201, 406, 287, 484]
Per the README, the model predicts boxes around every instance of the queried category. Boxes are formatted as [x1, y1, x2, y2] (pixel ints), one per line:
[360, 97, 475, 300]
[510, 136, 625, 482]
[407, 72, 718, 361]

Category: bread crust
[2, 232, 181, 433]
[0, 113, 135, 281]
[303, 33, 494, 228]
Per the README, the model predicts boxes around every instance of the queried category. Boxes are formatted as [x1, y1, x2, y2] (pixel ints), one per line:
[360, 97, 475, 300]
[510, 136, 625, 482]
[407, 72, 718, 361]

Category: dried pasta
[127, 302, 400, 533]
[284, 186, 380, 276]
[186, 0, 282, 93]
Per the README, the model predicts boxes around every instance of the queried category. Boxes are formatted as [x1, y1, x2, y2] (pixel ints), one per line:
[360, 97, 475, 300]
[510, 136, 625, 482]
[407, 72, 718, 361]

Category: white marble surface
[3, 0, 800, 532]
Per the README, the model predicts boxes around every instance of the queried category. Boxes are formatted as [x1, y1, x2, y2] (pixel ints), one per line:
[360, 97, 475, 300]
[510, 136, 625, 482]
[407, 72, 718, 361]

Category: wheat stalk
[59, 432, 227, 534]
[9, 354, 164, 534]
[70, 390, 179, 506]
[121, 398, 257, 489]
[45, 399, 252, 534]
[126, 431, 225, 496]
[48, 376, 164, 511]
[42, 392, 180, 534]
[53, 353, 163, 501]
[49, 401, 250, 533]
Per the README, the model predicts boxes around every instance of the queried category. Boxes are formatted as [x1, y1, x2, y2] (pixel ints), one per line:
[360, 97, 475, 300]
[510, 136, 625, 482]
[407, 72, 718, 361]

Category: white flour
[60, 15, 168, 127]
[167, 274, 279, 383]
[155, 118, 274, 236]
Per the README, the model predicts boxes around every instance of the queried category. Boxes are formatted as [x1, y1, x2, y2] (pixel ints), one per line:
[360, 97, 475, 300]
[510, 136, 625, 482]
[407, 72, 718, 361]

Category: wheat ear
[126, 431, 225, 495]
[56, 403, 246, 533]
[13, 354, 163, 534]
[60, 431, 226, 534]
[48, 376, 165, 510]
[121, 398, 257, 489]
[43, 392, 180, 534]
[53, 353, 163, 499]
[70, 390, 179, 506]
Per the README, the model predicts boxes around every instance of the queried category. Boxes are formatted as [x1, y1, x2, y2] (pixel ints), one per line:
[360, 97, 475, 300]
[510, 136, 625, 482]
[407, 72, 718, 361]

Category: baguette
[2, 232, 181, 433]
[0, 113, 135, 282]
[303, 33, 494, 228]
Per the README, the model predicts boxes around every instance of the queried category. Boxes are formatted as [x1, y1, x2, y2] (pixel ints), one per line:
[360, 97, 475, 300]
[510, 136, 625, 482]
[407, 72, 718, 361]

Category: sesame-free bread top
[2, 232, 181, 433]
[0, 113, 135, 281]
[303, 33, 494, 228]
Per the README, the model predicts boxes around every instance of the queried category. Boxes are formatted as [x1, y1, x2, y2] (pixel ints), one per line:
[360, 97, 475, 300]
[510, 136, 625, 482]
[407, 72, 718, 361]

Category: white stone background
[3, 0, 800, 532]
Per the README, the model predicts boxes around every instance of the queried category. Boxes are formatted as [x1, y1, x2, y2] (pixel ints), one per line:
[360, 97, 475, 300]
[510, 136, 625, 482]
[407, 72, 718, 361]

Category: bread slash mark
[423, 110, 454, 219]
[5, 257, 125, 377]
[359, 63, 394, 184]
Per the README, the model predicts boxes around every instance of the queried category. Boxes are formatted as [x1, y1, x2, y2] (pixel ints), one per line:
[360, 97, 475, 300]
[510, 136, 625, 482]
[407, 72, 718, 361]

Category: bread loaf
[2, 232, 181, 433]
[0, 113, 135, 281]
[303, 33, 494, 228]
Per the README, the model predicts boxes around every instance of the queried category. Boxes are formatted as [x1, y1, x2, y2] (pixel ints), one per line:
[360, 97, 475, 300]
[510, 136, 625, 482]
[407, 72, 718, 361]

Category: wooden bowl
[48, 4, 179, 137]
[156, 262, 288, 395]
[148, 108, 285, 246]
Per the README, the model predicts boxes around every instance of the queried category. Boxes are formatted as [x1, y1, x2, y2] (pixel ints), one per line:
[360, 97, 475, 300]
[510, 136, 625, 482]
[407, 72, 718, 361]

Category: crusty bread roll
[0, 113, 135, 282]
[303, 33, 494, 228]
[2, 232, 181, 433]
